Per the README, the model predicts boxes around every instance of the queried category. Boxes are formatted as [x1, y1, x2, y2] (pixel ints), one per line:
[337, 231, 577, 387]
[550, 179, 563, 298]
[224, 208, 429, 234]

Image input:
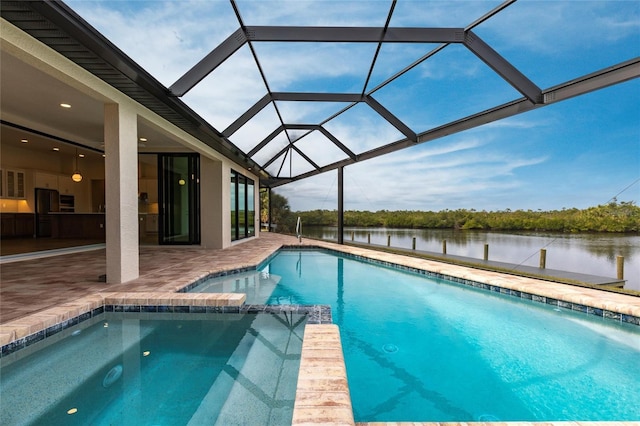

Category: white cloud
[67, 0, 239, 85]
[276, 133, 548, 211]
[475, 1, 640, 55]
[236, 0, 392, 26]
[64, 1, 638, 212]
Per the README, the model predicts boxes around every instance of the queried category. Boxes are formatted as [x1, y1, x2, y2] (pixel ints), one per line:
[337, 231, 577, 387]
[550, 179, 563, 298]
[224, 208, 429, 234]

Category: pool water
[0, 312, 305, 426]
[193, 250, 640, 422]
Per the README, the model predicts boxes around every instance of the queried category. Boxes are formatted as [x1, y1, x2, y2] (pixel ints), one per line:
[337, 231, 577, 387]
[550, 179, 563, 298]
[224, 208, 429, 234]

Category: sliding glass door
[158, 154, 200, 245]
[231, 170, 255, 241]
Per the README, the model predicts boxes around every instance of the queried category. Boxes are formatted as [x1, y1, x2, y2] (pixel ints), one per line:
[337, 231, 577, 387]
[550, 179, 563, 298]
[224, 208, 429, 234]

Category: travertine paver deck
[0, 233, 294, 323]
[3, 233, 639, 325]
[293, 324, 355, 426]
[2, 233, 639, 426]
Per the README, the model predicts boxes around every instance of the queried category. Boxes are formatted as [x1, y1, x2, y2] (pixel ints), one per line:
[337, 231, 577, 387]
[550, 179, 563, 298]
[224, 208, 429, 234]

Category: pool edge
[3, 240, 640, 425]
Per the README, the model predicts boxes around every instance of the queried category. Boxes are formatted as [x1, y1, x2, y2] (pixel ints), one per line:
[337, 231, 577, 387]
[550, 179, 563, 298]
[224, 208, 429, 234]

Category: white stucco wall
[2, 19, 263, 281]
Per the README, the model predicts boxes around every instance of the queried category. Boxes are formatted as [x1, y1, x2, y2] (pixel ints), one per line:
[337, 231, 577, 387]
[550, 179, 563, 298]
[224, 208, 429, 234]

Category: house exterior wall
[1, 19, 262, 282]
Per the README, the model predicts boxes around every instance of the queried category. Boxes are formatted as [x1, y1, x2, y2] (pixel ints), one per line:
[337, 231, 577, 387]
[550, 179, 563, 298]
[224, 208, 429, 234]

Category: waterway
[302, 227, 640, 291]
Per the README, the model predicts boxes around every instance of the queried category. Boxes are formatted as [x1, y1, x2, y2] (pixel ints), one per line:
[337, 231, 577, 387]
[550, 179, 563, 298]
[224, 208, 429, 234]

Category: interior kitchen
[0, 123, 160, 255]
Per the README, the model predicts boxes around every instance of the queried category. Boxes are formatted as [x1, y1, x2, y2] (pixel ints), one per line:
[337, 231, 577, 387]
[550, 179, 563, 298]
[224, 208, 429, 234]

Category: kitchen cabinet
[146, 214, 158, 233]
[58, 175, 76, 196]
[1, 214, 14, 236]
[35, 172, 58, 190]
[0, 213, 34, 238]
[139, 178, 158, 203]
[50, 213, 105, 239]
[15, 214, 35, 236]
[4, 169, 26, 199]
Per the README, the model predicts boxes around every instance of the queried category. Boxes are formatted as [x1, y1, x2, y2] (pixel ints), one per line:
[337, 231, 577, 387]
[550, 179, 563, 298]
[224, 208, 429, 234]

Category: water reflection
[304, 227, 640, 291]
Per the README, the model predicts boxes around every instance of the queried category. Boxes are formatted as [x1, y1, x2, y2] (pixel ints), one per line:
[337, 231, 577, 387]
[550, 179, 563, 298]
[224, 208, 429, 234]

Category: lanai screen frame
[167, 0, 639, 190]
[2, 0, 638, 243]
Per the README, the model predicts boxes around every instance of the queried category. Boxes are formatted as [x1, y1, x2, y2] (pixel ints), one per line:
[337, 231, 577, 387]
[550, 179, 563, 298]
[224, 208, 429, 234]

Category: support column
[200, 156, 228, 249]
[104, 103, 139, 283]
[338, 166, 344, 244]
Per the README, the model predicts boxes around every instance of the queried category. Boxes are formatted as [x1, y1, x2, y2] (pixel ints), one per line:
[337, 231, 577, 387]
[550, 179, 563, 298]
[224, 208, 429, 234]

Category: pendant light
[71, 148, 83, 182]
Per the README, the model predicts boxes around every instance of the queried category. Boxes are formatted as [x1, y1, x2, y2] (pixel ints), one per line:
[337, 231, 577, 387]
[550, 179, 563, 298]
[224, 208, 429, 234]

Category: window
[231, 170, 255, 241]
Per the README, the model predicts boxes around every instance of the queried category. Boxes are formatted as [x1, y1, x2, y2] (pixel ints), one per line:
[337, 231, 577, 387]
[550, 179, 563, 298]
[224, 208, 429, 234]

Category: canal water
[302, 227, 640, 292]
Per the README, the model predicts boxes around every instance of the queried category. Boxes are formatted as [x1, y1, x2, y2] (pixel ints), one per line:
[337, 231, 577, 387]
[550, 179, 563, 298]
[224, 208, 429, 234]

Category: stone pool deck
[1, 232, 639, 425]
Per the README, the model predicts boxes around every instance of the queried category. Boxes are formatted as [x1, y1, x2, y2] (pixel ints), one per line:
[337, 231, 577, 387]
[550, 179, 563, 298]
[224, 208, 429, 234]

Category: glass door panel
[158, 154, 200, 245]
[247, 178, 255, 237]
[238, 174, 246, 238]
[231, 171, 237, 241]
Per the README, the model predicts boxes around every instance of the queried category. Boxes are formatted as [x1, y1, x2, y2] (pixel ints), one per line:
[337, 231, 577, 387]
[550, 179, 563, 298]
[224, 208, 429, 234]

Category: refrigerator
[35, 188, 59, 237]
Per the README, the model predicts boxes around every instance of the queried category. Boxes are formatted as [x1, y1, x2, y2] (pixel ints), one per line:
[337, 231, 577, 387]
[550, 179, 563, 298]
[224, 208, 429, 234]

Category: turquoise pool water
[0, 312, 305, 425]
[193, 249, 640, 422]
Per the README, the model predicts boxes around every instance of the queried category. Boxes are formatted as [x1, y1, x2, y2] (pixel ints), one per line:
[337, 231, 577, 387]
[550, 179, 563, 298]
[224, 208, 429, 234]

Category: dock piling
[617, 255, 624, 280]
[540, 249, 547, 269]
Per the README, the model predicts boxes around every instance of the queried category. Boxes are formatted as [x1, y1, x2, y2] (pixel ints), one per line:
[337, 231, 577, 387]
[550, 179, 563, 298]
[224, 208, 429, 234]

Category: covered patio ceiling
[2, 0, 639, 189]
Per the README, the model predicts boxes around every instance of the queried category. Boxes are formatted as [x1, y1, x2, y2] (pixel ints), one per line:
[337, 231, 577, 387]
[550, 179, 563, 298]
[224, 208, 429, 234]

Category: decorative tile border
[103, 303, 331, 323]
[185, 244, 640, 327]
[1, 305, 331, 357]
[1, 290, 331, 357]
[179, 243, 639, 328]
[4, 243, 638, 360]
[1, 306, 106, 358]
[178, 266, 261, 293]
[277, 245, 640, 327]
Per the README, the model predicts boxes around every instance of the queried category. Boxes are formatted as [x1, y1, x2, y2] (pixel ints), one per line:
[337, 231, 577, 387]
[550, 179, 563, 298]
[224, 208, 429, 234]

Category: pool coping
[293, 324, 355, 426]
[3, 241, 638, 352]
[2, 239, 639, 425]
[0, 292, 333, 357]
[290, 243, 640, 325]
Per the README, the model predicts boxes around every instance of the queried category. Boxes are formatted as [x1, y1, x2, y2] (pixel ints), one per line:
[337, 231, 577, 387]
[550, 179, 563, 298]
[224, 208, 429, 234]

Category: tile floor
[3, 233, 639, 325]
[0, 234, 292, 323]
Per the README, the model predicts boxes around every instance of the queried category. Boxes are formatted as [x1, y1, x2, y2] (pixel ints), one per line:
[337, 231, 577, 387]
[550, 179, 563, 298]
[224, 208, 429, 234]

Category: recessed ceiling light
[139, 137, 147, 142]
[78, 154, 85, 158]
[20, 139, 28, 143]
[60, 103, 71, 108]
[53, 147, 60, 151]
[102, 154, 106, 157]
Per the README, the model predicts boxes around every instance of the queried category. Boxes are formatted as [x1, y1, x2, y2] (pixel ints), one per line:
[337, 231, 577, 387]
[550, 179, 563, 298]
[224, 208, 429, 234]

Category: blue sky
[66, 0, 639, 212]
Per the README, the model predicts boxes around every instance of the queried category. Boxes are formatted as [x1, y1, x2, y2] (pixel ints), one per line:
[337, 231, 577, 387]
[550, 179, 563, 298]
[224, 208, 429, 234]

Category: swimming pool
[0, 312, 305, 425]
[192, 249, 640, 422]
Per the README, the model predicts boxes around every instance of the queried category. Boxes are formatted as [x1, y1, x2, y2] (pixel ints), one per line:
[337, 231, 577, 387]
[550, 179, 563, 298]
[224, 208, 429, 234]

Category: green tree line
[266, 197, 639, 233]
